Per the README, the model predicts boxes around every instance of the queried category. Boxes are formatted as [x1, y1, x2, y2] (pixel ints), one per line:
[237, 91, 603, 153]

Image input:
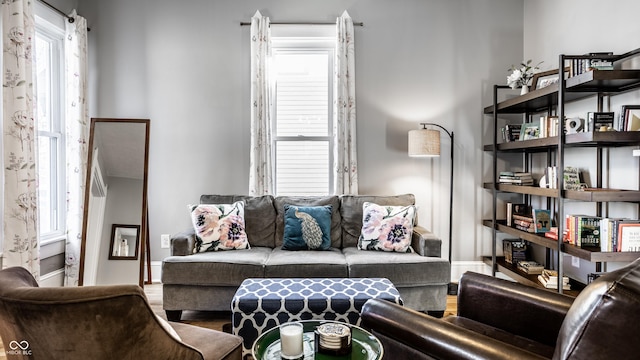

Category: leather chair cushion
[443, 316, 555, 358]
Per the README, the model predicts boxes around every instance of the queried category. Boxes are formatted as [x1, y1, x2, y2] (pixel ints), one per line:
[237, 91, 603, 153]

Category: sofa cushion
[200, 195, 276, 248]
[275, 196, 341, 248]
[189, 202, 250, 252]
[161, 247, 272, 286]
[340, 194, 416, 248]
[264, 248, 348, 277]
[282, 205, 332, 250]
[358, 202, 415, 253]
[342, 247, 450, 286]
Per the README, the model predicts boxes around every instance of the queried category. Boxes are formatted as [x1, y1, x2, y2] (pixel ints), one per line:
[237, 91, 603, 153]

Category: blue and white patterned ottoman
[231, 277, 402, 357]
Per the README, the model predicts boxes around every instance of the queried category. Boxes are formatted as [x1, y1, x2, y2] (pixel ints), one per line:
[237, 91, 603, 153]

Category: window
[271, 30, 335, 196]
[35, 16, 65, 241]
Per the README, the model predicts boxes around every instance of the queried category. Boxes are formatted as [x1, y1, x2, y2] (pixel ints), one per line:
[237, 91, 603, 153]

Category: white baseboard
[39, 268, 65, 287]
[451, 260, 514, 283]
[148, 261, 162, 283]
[451, 261, 490, 283]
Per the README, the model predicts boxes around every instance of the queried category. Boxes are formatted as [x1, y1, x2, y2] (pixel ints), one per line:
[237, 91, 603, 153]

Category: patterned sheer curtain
[64, 11, 90, 286]
[249, 10, 273, 196]
[1, 0, 39, 277]
[334, 10, 358, 195]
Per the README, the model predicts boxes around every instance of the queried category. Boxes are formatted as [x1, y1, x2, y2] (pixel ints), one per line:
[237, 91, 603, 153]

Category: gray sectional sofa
[161, 194, 450, 321]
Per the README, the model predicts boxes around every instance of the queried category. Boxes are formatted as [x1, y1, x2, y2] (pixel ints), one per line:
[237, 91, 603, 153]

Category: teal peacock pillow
[282, 204, 332, 250]
[189, 201, 250, 252]
[358, 202, 415, 252]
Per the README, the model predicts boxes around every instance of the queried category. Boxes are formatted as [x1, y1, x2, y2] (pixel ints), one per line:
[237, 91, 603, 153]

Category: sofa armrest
[361, 299, 546, 360]
[458, 271, 574, 346]
[170, 229, 196, 256]
[412, 225, 441, 257]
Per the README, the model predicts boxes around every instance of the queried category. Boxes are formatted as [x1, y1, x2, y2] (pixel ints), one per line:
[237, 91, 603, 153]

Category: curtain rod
[39, 0, 74, 23]
[39, 0, 91, 30]
[240, 21, 363, 27]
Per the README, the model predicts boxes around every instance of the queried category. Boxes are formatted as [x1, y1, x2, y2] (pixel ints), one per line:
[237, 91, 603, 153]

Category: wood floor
[0, 284, 457, 359]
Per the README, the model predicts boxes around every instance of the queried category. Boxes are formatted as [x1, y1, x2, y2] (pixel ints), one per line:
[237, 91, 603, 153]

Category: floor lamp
[408, 123, 457, 295]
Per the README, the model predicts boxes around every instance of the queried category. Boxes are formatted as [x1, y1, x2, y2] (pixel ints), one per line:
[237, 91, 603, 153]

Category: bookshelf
[484, 47, 640, 292]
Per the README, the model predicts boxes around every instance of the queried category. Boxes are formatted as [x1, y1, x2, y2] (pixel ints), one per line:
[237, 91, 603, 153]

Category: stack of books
[517, 260, 544, 275]
[499, 172, 534, 186]
[538, 269, 570, 290]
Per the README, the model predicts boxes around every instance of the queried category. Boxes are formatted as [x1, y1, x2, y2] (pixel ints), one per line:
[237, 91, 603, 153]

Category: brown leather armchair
[0, 267, 242, 360]
[361, 258, 640, 360]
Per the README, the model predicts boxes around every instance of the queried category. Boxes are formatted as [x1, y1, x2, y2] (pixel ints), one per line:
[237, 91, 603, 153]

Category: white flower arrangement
[507, 60, 542, 89]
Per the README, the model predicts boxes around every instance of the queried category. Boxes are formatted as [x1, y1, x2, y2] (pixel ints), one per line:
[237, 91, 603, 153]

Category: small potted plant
[507, 60, 542, 95]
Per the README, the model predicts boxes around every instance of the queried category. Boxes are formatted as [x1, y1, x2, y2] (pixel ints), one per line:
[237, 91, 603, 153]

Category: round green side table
[252, 320, 383, 360]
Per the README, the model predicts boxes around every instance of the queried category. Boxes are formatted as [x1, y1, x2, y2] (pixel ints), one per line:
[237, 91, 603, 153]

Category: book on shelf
[587, 112, 615, 132]
[617, 221, 640, 252]
[563, 167, 582, 191]
[600, 218, 627, 252]
[503, 239, 527, 264]
[506, 202, 530, 227]
[502, 124, 522, 142]
[619, 105, 640, 131]
[564, 214, 601, 248]
[532, 209, 552, 233]
[517, 260, 545, 275]
[538, 116, 559, 138]
[545, 227, 559, 240]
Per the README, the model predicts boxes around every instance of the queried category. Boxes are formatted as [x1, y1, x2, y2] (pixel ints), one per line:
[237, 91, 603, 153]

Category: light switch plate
[161, 234, 171, 249]
[633, 149, 640, 157]
[571, 256, 580, 268]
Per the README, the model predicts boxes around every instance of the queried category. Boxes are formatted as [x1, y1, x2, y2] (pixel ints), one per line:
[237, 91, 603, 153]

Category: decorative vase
[520, 85, 529, 95]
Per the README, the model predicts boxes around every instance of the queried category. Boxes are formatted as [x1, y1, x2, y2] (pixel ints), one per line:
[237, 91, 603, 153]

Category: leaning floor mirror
[79, 118, 150, 287]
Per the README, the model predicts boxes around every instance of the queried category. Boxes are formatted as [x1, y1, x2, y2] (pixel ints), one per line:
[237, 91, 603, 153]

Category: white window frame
[35, 10, 66, 244]
[270, 34, 335, 196]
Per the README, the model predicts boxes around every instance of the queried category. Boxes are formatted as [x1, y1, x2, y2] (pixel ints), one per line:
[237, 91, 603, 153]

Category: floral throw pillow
[358, 202, 415, 252]
[189, 201, 250, 252]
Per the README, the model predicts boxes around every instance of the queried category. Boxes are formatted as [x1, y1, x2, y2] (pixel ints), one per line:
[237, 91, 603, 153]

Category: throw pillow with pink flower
[357, 202, 415, 252]
[189, 201, 250, 252]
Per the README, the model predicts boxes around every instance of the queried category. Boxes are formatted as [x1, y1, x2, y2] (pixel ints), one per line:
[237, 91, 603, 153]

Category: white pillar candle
[279, 322, 303, 358]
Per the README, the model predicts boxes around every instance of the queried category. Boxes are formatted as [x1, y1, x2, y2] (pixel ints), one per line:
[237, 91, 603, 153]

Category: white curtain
[1, 0, 39, 277]
[334, 10, 358, 195]
[249, 10, 273, 196]
[63, 11, 90, 286]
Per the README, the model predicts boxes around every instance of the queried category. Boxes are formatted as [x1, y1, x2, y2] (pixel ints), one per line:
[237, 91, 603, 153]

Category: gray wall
[96, 177, 143, 285]
[76, 0, 524, 263]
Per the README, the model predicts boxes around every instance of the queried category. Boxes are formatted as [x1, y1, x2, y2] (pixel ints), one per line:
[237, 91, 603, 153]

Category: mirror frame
[78, 118, 150, 287]
[108, 224, 141, 260]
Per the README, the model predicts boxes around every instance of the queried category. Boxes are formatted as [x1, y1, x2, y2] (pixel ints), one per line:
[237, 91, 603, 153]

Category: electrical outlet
[571, 256, 580, 268]
[633, 149, 640, 157]
[161, 234, 171, 249]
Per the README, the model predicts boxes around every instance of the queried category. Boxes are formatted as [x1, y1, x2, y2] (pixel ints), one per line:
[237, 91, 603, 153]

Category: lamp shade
[408, 128, 440, 157]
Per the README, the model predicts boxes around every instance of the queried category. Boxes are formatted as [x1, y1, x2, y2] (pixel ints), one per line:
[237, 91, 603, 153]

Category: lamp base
[447, 282, 458, 295]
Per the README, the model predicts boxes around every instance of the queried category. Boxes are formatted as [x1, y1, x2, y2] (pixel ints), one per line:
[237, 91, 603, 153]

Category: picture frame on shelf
[620, 105, 640, 131]
[519, 122, 540, 140]
[531, 67, 570, 90]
